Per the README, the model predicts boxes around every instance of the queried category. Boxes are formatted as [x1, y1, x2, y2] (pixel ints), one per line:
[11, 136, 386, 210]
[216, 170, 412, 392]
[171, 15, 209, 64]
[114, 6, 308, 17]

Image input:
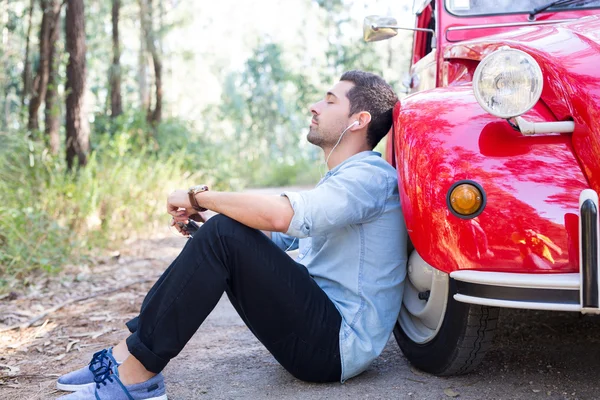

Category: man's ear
[351, 111, 372, 130]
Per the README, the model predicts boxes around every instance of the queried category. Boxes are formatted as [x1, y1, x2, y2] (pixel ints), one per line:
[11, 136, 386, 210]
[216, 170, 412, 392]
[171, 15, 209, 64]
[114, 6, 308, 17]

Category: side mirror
[363, 15, 436, 46]
[363, 15, 399, 42]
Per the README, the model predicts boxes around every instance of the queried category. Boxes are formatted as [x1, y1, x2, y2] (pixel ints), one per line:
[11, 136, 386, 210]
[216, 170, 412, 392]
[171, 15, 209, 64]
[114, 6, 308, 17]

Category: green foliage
[314, 0, 344, 11]
[219, 42, 314, 161]
[209, 40, 324, 189]
[249, 158, 323, 188]
[0, 125, 210, 289]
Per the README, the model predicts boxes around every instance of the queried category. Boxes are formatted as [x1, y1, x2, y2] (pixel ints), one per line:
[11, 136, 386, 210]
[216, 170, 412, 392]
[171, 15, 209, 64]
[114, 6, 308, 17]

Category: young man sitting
[56, 70, 407, 400]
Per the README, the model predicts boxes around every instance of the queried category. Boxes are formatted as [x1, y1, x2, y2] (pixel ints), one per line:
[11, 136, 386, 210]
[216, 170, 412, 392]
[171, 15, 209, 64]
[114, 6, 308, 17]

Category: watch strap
[188, 185, 209, 212]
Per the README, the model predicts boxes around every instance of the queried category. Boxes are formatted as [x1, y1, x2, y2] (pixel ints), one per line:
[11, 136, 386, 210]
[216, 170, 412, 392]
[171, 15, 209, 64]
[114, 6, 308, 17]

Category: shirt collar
[326, 151, 381, 177]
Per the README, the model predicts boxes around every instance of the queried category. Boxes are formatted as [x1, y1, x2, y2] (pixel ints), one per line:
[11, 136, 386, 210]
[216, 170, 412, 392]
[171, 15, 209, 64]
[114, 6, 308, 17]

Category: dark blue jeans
[125, 214, 342, 383]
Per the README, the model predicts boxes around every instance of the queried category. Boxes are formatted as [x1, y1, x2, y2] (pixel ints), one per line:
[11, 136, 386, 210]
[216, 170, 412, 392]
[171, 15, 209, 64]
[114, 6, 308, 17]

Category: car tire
[395, 252, 499, 376]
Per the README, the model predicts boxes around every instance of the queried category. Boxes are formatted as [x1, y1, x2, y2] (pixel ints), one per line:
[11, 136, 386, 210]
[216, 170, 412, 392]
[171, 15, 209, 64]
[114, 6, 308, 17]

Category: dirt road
[1, 205, 599, 399]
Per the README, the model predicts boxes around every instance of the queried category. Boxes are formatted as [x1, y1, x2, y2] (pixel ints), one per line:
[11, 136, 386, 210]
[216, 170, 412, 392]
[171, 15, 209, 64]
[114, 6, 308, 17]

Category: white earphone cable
[284, 237, 297, 252]
[323, 120, 358, 176]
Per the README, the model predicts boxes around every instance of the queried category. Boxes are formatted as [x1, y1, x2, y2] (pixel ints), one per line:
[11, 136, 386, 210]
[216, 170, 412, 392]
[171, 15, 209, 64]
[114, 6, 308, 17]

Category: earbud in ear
[352, 120, 359, 127]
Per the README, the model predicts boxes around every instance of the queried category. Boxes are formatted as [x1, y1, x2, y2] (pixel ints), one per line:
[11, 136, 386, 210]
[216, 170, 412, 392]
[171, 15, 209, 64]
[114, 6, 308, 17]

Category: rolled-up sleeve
[282, 163, 388, 238]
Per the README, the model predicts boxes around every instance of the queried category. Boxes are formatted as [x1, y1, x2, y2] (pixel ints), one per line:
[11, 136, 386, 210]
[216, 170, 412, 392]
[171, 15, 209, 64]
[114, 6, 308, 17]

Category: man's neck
[325, 143, 372, 171]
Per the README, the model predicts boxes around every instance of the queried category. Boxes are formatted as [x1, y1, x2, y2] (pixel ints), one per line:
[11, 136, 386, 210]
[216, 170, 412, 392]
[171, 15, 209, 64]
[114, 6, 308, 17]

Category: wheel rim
[398, 251, 449, 344]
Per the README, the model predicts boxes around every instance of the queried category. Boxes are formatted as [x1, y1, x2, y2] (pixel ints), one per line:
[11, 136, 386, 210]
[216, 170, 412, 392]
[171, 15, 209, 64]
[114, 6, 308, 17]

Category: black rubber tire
[394, 279, 499, 376]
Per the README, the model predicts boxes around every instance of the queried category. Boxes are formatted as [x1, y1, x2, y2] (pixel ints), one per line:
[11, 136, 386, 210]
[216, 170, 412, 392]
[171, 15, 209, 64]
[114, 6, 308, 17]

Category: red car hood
[443, 15, 600, 192]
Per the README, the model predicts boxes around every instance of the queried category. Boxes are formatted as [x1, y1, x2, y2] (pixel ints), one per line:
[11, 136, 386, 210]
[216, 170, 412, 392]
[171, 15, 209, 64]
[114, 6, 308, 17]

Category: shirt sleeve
[282, 163, 389, 238]
[271, 231, 299, 251]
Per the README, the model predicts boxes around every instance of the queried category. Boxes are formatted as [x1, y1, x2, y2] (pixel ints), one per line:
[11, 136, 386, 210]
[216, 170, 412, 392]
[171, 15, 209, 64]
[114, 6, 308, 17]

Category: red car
[364, 0, 600, 375]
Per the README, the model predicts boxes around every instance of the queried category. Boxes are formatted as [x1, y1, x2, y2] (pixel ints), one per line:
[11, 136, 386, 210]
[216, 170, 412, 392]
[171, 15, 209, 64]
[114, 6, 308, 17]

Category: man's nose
[310, 101, 322, 115]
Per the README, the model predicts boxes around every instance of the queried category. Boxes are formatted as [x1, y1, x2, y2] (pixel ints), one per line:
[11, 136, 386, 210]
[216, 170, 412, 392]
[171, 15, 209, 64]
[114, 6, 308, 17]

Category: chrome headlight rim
[472, 47, 544, 119]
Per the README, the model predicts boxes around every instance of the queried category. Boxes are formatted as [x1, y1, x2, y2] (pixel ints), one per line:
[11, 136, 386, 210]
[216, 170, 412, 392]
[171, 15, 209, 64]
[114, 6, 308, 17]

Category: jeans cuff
[126, 332, 169, 373]
[125, 316, 139, 333]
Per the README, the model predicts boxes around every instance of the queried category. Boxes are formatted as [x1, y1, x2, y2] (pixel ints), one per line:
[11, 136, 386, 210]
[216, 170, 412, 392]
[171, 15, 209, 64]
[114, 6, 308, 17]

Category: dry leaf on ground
[0, 364, 20, 376]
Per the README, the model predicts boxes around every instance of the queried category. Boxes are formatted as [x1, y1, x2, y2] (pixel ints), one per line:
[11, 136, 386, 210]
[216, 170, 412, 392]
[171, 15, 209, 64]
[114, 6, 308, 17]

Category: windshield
[445, 0, 600, 16]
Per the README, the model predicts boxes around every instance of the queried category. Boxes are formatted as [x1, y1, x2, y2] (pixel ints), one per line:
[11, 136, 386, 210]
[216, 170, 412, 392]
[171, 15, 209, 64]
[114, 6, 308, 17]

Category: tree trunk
[65, 0, 89, 170]
[28, 0, 51, 132]
[149, 44, 162, 125]
[140, 0, 162, 126]
[44, 0, 61, 154]
[138, 2, 149, 112]
[21, 0, 35, 108]
[1, 0, 8, 129]
[110, 0, 122, 118]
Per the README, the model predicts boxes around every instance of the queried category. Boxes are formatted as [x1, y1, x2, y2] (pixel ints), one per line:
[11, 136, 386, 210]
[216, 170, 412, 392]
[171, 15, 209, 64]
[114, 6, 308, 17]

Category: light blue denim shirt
[271, 151, 407, 382]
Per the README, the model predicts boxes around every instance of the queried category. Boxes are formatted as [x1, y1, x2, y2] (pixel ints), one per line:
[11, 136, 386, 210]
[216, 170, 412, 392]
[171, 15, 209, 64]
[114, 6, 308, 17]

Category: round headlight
[473, 48, 543, 119]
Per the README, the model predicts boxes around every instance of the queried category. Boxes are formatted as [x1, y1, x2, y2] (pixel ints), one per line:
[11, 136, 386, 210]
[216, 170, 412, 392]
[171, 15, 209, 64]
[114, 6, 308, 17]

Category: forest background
[0, 0, 412, 290]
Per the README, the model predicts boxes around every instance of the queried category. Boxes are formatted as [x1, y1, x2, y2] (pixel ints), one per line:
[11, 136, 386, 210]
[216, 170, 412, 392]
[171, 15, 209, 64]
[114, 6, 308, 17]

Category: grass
[0, 130, 207, 291]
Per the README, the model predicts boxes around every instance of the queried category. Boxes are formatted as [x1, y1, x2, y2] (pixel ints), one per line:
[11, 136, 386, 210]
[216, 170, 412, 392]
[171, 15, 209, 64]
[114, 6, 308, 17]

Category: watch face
[190, 185, 208, 194]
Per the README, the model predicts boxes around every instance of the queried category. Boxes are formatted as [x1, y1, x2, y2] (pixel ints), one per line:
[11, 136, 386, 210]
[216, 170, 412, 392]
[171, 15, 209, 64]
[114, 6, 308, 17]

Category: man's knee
[195, 214, 246, 239]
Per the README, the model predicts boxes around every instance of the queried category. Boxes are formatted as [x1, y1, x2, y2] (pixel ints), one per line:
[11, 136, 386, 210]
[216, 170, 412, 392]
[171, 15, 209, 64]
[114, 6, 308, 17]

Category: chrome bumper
[580, 189, 599, 313]
[449, 189, 600, 315]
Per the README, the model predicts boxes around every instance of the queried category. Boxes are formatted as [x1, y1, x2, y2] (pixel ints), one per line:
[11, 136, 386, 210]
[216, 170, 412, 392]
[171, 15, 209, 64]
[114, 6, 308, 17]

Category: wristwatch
[188, 184, 209, 212]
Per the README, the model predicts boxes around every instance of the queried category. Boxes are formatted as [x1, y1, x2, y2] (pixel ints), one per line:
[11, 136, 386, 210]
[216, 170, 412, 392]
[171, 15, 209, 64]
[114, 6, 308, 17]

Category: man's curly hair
[340, 70, 398, 149]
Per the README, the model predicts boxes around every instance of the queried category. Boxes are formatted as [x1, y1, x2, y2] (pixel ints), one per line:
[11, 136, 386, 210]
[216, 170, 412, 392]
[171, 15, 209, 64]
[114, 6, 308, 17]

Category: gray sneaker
[56, 364, 167, 400]
[57, 348, 120, 391]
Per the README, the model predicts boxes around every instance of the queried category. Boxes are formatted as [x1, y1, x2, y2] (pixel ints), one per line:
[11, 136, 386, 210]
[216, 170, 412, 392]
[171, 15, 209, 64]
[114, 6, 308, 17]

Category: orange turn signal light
[449, 183, 483, 216]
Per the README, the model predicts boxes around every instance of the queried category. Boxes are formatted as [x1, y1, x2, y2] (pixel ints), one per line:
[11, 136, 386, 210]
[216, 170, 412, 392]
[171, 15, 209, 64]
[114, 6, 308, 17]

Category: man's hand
[168, 189, 208, 236]
[167, 189, 193, 217]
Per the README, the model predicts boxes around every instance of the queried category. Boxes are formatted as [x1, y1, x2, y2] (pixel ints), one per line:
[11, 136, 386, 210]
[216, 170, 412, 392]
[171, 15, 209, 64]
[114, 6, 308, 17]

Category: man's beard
[306, 125, 325, 147]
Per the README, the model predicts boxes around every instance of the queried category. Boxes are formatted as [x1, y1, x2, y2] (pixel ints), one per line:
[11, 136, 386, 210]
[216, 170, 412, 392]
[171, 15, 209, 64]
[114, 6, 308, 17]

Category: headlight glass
[473, 48, 543, 119]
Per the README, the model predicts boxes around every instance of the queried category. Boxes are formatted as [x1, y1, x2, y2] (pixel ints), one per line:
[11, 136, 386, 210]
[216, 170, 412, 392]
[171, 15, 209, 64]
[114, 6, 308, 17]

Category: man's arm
[168, 190, 294, 233]
[199, 192, 294, 232]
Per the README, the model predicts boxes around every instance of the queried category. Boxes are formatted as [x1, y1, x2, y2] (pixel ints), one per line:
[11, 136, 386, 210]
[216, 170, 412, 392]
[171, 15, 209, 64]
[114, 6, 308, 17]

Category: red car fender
[394, 86, 589, 274]
[442, 16, 600, 191]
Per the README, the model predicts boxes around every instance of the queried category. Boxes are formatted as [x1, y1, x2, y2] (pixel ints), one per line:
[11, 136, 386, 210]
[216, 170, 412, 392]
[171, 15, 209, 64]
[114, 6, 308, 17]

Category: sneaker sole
[56, 381, 95, 391]
[57, 382, 168, 400]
